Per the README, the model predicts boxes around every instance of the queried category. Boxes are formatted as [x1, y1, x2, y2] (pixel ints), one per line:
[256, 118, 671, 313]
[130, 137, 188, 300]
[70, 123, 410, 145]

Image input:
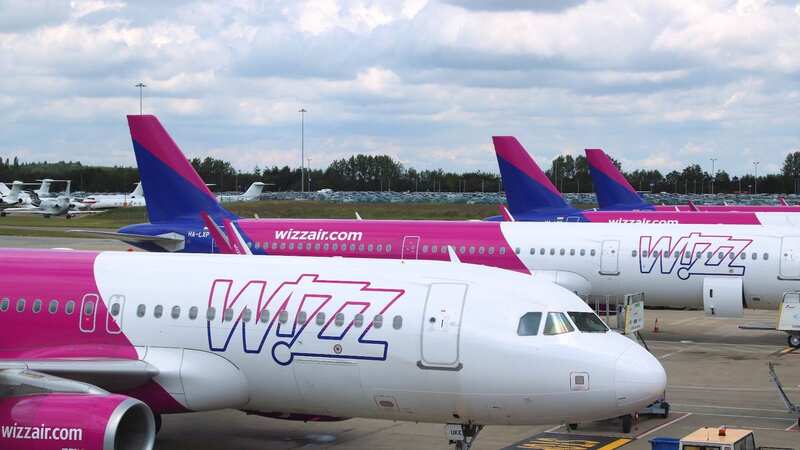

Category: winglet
[200, 212, 234, 254]
[687, 200, 699, 212]
[447, 245, 461, 264]
[223, 219, 252, 255]
[585, 148, 655, 211]
[779, 196, 789, 206]
[499, 205, 515, 222]
[355, 211, 362, 220]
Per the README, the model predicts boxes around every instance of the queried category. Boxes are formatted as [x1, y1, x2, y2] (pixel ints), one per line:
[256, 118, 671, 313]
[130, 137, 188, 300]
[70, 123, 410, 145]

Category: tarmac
[1, 235, 798, 450]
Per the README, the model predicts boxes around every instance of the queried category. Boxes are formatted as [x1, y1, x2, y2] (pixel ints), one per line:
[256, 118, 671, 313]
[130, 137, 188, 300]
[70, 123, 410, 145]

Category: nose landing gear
[446, 423, 483, 450]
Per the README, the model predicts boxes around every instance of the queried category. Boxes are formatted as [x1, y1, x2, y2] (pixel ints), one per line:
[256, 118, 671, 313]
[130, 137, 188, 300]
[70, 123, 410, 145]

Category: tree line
[1, 151, 800, 195]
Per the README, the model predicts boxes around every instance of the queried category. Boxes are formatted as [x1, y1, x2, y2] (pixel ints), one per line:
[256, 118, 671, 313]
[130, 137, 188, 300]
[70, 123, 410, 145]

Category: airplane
[71, 116, 800, 347]
[217, 181, 268, 203]
[489, 136, 800, 225]
[0, 181, 27, 208]
[79, 182, 146, 210]
[0, 247, 666, 450]
[585, 148, 800, 213]
[0, 182, 8, 196]
[1, 181, 102, 219]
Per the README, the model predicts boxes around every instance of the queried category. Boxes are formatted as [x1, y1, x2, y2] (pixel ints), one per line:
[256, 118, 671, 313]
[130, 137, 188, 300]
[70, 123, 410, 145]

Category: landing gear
[788, 334, 800, 349]
[567, 423, 578, 431]
[621, 414, 633, 433]
[446, 423, 483, 450]
[154, 413, 162, 434]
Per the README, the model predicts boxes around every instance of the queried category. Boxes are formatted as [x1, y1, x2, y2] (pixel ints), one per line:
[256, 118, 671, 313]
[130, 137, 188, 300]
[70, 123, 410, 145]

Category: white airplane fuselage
[0, 250, 664, 430]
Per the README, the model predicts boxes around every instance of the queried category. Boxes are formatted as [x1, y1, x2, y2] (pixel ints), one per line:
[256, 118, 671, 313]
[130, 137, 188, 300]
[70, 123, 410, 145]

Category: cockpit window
[517, 312, 542, 336]
[543, 312, 575, 335]
[568, 312, 609, 333]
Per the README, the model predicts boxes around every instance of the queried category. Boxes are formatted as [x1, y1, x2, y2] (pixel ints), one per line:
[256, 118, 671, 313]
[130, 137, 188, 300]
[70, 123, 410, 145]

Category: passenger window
[48, 300, 58, 314]
[32, 299, 42, 314]
[280, 242, 286, 250]
[430, 244, 436, 253]
[393, 315, 403, 329]
[272, 242, 278, 250]
[469, 246, 476, 255]
[259, 309, 269, 323]
[279, 310, 289, 324]
[332, 243, 338, 251]
[242, 308, 252, 323]
[706, 251, 712, 259]
[422, 244, 429, 253]
[368, 243, 374, 252]
[517, 312, 542, 336]
[559, 248, 565, 256]
[377, 244, 383, 252]
[642, 251, 649, 257]
[65, 300, 75, 315]
[223, 308, 234, 322]
[590, 249, 596, 256]
[0, 297, 9, 312]
[514, 247, 520, 254]
[110, 302, 121, 316]
[499, 247, 506, 255]
[459, 246, 466, 254]
[543, 312, 574, 335]
[84, 301, 95, 316]
[298, 311, 307, 324]
[763, 253, 769, 260]
[567, 312, 609, 332]
[316, 312, 326, 325]
[349, 244, 356, 252]
[549, 248, 555, 255]
[539, 248, 545, 255]
[478, 246, 485, 255]
[632, 250, 637, 257]
[580, 249, 585, 256]
[358, 244, 365, 251]
[206, 307, 216, 321]
[189, 306, 198, 320]
[314, 243, 320, 251]
[386, 244, 392, 252]
[153, 305, 163, 318]
[288, 243, 295, 250]
[335, 312, 345, 326]
[570, 249, 575, 256]
[16, 298, 25, 312]
[354, 313, 364, 327]
[171, 306, 180, 319]
[488, 246, 495, 255]
[752, 252, 757, 260]
[373, 314, 383, 328]
[136, 304, 146, 317]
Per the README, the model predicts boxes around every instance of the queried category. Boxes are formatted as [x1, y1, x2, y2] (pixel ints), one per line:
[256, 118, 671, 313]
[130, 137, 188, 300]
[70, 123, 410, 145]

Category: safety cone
[653, 318, 660, 333]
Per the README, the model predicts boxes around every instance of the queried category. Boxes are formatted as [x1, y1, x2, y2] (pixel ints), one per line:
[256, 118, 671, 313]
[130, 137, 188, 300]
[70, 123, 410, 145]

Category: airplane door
[106, 295, 125, 334]
[79, 293, 99, 333]
[420, 283, 467, 369]
[779, 237, 800, 279]
[402, 236, 420, 260]
[599, 240, 620, 275]
[703, 277, 744, 317]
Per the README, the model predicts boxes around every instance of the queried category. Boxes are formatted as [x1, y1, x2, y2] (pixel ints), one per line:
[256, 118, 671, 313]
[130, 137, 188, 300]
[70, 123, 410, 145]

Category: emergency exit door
[402, 236, 420, 260]
[599, 240, 620, 275]
[779, 237, 800, 279]
[420, 283, 467, 369]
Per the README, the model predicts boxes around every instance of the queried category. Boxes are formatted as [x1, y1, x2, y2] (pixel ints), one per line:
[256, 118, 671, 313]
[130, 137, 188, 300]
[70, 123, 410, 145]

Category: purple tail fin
[585, 148, 654, 211]
[493, 136, 571, 216]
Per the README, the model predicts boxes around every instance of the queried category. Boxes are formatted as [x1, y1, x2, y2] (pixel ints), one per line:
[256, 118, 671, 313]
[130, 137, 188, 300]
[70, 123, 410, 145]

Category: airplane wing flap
[0, 359, 158, 394]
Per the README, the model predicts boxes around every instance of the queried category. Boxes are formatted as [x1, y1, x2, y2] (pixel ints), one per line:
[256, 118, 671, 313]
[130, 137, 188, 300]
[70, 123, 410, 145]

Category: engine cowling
[0, 393, 155, 450]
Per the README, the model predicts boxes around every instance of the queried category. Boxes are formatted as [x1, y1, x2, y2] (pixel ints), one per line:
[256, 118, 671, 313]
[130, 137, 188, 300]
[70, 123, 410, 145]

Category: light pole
[299, 108, 307, 192]
[710, 158, 717, 194]
[135, 82, 147, 115]
[753, 161, 760, 194]
[306, 157, 312, 192]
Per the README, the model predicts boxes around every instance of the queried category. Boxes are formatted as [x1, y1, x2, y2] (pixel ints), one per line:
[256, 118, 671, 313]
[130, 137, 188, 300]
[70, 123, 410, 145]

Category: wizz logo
[639, 232, 752, 280]
[206, 274, 404, 366]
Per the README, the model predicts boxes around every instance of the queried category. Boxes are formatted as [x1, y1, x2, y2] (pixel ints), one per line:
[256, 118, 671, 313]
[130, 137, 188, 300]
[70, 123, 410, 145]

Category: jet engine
[0, 393, 155, 450]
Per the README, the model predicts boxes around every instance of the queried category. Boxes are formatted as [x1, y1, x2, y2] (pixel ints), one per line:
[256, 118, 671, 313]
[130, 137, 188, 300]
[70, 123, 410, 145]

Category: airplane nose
[615, 344, 666, 409]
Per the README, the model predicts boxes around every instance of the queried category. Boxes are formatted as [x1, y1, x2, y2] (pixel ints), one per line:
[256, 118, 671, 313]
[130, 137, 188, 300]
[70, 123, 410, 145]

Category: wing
[0, 359, 158, 395]
[67, 230, 185, 251]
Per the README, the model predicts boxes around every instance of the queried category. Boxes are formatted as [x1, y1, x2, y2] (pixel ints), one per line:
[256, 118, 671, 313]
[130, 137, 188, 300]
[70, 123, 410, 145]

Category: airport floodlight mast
[753, 161, 760, 194]
[299, 108, 307, 193]
[306, 157, 312, 191]
[135, 82, 147, 115]
[710, 157, 717, 194]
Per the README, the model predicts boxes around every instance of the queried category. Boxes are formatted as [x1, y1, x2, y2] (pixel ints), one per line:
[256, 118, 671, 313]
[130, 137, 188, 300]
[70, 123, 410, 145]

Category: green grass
[0, 200, 600, 235]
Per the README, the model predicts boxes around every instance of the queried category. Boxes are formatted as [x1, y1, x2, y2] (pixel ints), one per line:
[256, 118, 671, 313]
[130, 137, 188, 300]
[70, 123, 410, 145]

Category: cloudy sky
[0, 0, 798, 176]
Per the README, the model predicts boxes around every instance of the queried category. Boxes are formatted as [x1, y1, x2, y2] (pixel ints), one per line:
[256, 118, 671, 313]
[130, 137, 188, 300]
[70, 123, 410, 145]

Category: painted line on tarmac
[670, 403, 790, 413]
[669, 385, 800, 393]
[636, 413, 691, 439]
[673, 410, 796, 423]
[658, 348, 689, 360]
